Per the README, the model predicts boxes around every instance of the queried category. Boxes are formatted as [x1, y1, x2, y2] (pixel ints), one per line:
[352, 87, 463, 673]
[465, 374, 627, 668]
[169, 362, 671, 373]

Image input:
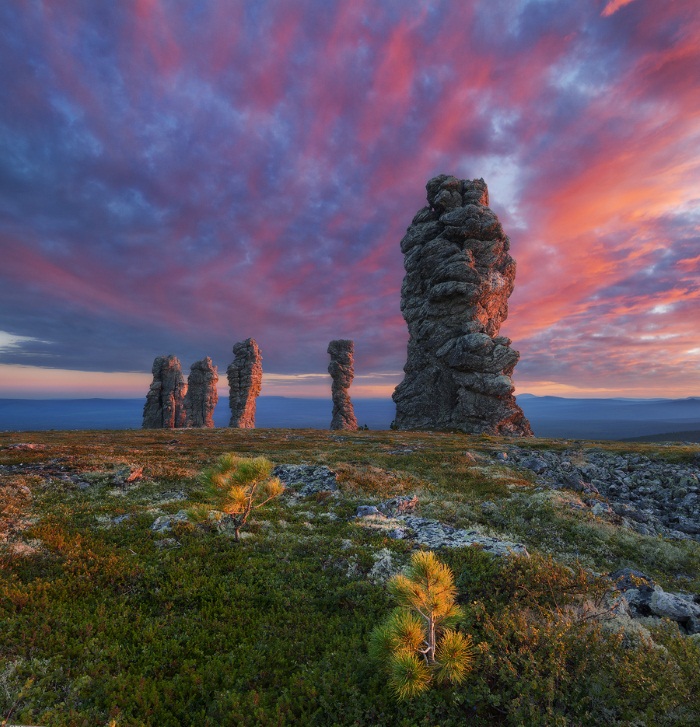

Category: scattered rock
[610, 567, 700, 635]
[396, 515, 528, 555]
[184, 356, 218, 428]
[143, 355, 187, 429]
[227, 338, 263, 428]
[392, 174, 532, 436]
[520, 455, 548, 474]
[507, 446, 700, 541]
[327, 339, 358, 431]
[378, 496, 419, 517]
[356, 505, 383, 518]
[151, 510, 189, 533]
[354, 497, 526, 555]
[273, 465, 340, 498]
[7, 443, 46, 450]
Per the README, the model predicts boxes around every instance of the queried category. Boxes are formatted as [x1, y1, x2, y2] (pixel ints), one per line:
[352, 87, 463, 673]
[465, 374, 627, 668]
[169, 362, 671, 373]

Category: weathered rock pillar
[392, 174, 532, 435]
[328, 339, 358, 431]
[184, 357, 218, 428]
[142, 355, 187, 429]
[227, 338, 262, 428]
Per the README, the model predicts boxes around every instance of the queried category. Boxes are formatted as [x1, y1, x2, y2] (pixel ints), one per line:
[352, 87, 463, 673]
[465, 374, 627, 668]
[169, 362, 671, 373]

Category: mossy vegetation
[1, 428, 699, 725]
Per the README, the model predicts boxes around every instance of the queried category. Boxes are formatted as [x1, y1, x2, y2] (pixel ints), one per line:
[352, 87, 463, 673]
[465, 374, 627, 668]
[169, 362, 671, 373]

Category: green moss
[1, 429, 699, 724]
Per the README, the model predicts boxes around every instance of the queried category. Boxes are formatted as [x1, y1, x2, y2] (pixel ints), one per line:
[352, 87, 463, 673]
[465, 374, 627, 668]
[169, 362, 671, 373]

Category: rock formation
[392, 174, 532, 436]
[327, 339, 358, 431]
[142, 355, 187, 429]
[227, 338, 262, 428]
[184, 357, 219, 428]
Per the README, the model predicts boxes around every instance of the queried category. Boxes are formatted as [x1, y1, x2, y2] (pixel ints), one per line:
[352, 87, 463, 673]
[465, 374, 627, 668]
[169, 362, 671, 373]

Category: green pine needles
[370, 550, 475, 700]
[200, 454, 284, 541]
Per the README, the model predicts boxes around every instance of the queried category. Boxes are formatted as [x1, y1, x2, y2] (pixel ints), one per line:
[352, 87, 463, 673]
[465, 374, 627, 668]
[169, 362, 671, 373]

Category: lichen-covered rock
[184, 357, 218, 428]
[142, 355, 187, 429]
[327, 339, 358, 431]
[227, 338, 262, 428]
[393, 174, 532, 435]
[273, 464, 339, 497]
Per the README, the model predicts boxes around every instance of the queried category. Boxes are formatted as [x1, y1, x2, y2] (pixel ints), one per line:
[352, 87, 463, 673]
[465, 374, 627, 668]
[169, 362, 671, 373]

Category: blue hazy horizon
[1, 396, 699, 440]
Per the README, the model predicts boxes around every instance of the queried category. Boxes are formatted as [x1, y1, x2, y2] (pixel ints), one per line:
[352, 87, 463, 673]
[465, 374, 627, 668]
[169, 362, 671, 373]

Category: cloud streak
[0, 0, 698, 399]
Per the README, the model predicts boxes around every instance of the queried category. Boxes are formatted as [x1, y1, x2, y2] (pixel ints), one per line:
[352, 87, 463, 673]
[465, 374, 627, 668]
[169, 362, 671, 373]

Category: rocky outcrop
[506, 446, 700, 541]
[354, 496, 527, 555]
[327, 339, 358, 431]
[142, 355, 187, 429]
[610, 568, 700, 635]
[392, 174, 532, 436]
[227, 338, 262, 428]
[184, 357, 218, 428]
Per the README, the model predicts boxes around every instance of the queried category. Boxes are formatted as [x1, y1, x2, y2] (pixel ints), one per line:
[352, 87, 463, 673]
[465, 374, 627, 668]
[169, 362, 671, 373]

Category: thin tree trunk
[428, 615, 436, 663]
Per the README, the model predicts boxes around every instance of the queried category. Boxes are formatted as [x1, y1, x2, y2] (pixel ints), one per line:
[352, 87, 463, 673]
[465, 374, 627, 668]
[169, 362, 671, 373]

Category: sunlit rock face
[142, 355, 187, 429]
[393, 174, 532, 436]
[227, 338, 262, 428]
[184, 357, 218, 428]
[328, 339, 358, 431]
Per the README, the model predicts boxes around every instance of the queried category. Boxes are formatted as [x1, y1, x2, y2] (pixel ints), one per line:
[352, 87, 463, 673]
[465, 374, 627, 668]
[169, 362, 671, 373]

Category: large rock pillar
[143, 355, 187, 429]
[328, 339, 358, 431]
[227, 338, 262, 428]
[392, 174, 532, 436]
[184, 357, 219, 428]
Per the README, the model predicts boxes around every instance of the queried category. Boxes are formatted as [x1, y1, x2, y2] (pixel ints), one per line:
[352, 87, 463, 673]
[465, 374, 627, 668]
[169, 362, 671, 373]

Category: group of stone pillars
[142, 337, 358, 430]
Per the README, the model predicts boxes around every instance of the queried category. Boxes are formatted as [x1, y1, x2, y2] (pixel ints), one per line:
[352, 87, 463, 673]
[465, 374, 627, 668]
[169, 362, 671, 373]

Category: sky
[0, 0, 699, 400]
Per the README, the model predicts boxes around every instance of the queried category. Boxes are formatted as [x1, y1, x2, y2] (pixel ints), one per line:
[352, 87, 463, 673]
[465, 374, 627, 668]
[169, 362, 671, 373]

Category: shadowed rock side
[392, 174, 532, 436]
[184, 357, 219, 428]
[328, 339, 358, 431]
[142, 355, 187, 429]
[227, 338, 262, 428]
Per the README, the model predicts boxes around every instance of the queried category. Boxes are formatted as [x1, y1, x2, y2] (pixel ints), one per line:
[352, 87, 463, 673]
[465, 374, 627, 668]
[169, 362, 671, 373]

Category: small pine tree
[200, 455, 284, 541]
[370, 550, 475, 699]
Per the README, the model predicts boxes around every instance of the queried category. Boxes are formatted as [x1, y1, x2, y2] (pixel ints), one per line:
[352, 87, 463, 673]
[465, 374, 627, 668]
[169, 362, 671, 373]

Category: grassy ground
[1, 428, 699, 726]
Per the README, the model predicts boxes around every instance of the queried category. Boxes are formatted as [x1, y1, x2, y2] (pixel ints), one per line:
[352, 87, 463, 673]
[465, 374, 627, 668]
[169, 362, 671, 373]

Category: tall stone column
[227, 338, 262, 428]
[328, 339, 358, 431]
[392, 174, 532, 436]
[143, 355, 188, 429]
[184, 357, 218, 428]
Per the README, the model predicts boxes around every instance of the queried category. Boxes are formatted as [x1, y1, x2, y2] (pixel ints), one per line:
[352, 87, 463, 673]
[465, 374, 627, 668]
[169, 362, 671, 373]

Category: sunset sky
[1, 0, 698, 400]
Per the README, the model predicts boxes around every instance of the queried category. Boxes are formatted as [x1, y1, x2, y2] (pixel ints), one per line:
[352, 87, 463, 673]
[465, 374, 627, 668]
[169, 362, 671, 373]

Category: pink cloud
[601, 0, 639, 18]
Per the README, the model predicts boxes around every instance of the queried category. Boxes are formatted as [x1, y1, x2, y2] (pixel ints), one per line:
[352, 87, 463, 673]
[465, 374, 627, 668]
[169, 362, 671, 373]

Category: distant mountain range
[1, 395, 699, 441]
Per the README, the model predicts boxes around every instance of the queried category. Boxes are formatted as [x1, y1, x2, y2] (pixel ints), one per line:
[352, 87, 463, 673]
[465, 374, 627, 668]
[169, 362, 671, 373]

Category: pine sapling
[370, 550, 475, 699]
[200, 454, 284, 541]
